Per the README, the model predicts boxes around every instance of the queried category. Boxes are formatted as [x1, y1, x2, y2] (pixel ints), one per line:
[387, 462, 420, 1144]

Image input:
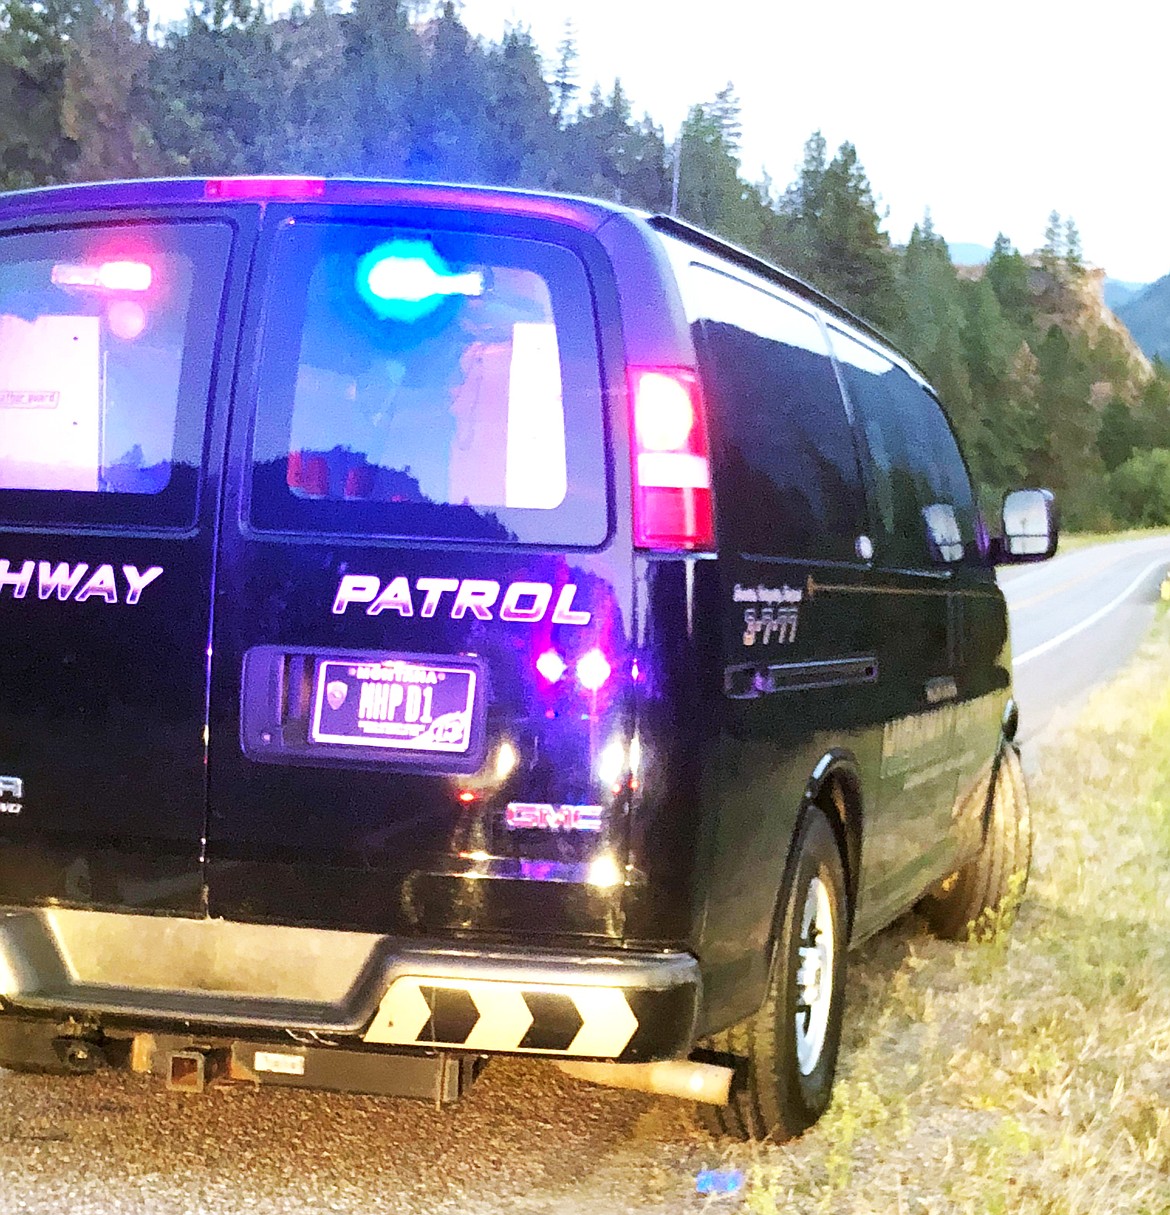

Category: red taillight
[204, 177, 326, 201]
[630, 368, 714, 550]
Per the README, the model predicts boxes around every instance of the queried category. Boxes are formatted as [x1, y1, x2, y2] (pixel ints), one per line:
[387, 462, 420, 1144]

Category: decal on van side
[735, 583, 803, 647]
[0, 560, 163, 604]
[332, 575, 592, 625]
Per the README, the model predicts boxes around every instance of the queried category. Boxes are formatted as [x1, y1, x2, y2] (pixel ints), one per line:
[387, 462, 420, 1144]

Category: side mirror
[998, 488, 1058, 563]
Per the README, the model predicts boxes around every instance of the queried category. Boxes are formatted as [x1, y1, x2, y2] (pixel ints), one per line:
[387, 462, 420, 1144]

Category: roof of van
[0, 176, 625, 232]
[645, 213, 896, 354]
[0, 175, 898, 366]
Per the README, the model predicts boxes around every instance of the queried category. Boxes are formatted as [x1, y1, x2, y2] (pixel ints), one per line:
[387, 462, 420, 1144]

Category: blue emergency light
[355, 240, 483, 323]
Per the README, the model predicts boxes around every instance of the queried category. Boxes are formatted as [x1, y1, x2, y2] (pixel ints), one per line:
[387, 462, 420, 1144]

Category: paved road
[1001, 533, 1170, 755]
[3, 535, 1168, 1214]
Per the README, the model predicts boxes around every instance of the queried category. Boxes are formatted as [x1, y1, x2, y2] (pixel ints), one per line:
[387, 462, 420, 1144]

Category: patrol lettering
[332, 574, 592, 626]
[0, 558, 163, 605]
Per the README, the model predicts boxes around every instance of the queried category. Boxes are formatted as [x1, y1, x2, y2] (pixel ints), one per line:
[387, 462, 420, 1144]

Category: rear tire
[919, 745, 1032, 941]
[697, 807, 848, 1141]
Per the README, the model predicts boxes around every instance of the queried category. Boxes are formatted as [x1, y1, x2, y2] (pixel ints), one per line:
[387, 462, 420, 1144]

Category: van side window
[685, 266, 867, 561]
[829, 329, 976, 568]
[0, 222, 231, 530]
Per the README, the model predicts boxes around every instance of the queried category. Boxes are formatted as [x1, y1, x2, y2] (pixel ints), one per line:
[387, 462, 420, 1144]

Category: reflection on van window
[286, 260, 566, 510]
[251, 225, 607, 545]
[830, 329, 976, 566]
[0, 234, 196, 495]
[686, 265, 867, 561]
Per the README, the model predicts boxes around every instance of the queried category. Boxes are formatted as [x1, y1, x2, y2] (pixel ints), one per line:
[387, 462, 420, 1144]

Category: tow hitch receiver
[133, 1033, 481, 1103]
[165, 1048, 228, 1093]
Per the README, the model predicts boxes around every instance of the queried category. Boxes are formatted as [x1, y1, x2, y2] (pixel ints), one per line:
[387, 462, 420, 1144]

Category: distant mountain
[1104, 279, 1149, 312]
[947, 242, 992, 266]
[1117, 275, 1170, 361]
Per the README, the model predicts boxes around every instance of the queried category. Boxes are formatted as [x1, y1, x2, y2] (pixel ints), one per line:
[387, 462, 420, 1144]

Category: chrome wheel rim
[795, 875, 835, 1075]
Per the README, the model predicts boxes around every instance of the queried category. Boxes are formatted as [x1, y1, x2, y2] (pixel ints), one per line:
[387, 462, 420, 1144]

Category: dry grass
[722, 609, 1170, 1214]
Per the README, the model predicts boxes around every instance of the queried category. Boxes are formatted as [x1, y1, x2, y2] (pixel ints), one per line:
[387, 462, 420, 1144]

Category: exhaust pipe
[556, 1058, 733, 1105]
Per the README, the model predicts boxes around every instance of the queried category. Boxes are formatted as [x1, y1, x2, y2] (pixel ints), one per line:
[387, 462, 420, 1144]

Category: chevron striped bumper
[363, 960, 699, 1061]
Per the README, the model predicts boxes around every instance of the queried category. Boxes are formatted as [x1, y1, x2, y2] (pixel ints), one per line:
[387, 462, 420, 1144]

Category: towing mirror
[999, 488, 1058, 562]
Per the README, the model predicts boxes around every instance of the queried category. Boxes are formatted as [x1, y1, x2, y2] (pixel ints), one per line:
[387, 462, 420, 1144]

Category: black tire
[919, 744, 1032, 941]
[697, 807, 848, 1141]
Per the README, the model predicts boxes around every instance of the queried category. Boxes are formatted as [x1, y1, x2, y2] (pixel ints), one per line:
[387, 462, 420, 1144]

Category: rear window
[248, 221, 608, 545]
[0, 222, 231, 529]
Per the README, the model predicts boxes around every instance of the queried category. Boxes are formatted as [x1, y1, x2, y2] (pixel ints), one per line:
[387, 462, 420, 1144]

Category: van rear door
[206, 205, 634, 941]
[0, 211, 241, 912]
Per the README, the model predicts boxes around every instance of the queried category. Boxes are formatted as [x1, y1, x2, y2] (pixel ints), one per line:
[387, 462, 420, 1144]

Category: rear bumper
[0, 907, 699, 1062]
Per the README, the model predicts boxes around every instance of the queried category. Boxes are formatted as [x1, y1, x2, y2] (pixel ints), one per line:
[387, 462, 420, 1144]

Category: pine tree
[404, 2, 491, 181]
[1040, 209, 1063, 272]
[813, 140, 900, 330]
[1031, 323, 1102, 508]
[551, 18, 578, 125]
[325, 0, 421, 175]
[61, 0, 164, 181]
[897, 213, 972, 446]
[660, 82, 779, 253]
[1064, 216, 1083, 273]
[482, 25, 559, 187]
[0, 0, 82, 188]
[985, 234, 1034, 329]
[558, 79, 670, 209]
[1097, 398, 1142, 472]
[147, 0, 290, 174]
[961, 274, 1032, 497]
[707, 82, 742, 154]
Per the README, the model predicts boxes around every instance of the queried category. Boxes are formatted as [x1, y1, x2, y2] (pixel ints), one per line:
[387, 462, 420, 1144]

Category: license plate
[311, 657, 477, 753]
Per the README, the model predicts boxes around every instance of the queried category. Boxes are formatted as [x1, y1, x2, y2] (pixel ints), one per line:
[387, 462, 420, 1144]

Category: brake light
[575, 648, 612, 692]
[630, 368, 714, 550]
[535, 649, 567, 684]
[204, 177, 326, 201]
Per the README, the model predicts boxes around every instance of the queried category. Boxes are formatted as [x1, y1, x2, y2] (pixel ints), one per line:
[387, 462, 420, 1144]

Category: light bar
[204, 176, 326, 201]
[356, 239, 483, 323]
[52, 261, 153, 292]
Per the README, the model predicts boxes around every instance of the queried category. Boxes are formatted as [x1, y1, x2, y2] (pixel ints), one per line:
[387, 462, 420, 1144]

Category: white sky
[149, 0, 1170, 283]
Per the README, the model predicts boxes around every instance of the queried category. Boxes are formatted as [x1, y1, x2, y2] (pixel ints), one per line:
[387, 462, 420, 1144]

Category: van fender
[763, 751, 863, 986]
[942, 700, 1020, 874]
[982, 703, 1020, 840]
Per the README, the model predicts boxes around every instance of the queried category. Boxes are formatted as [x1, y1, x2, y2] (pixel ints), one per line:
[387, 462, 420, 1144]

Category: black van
[0, 177, 1055, 1140]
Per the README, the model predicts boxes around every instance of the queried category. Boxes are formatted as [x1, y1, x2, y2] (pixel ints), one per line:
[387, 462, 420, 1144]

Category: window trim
[672, 254, 871, 564]
[242, 217, 612, 550]
[825, 323, 980, 571]
[0, 217, 235, 534]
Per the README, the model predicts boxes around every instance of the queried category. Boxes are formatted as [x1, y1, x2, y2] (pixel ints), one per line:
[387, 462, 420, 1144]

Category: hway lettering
[0, 560, 164, 605]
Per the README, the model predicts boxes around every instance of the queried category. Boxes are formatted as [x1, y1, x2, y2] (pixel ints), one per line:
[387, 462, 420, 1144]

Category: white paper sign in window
[505, 322, 566, 510]
[0, 314, 101, 491]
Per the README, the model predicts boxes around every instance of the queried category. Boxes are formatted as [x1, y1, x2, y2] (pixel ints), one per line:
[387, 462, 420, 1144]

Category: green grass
[730, 608, 1170, 1214]
[1057, 526, 1170, 554]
